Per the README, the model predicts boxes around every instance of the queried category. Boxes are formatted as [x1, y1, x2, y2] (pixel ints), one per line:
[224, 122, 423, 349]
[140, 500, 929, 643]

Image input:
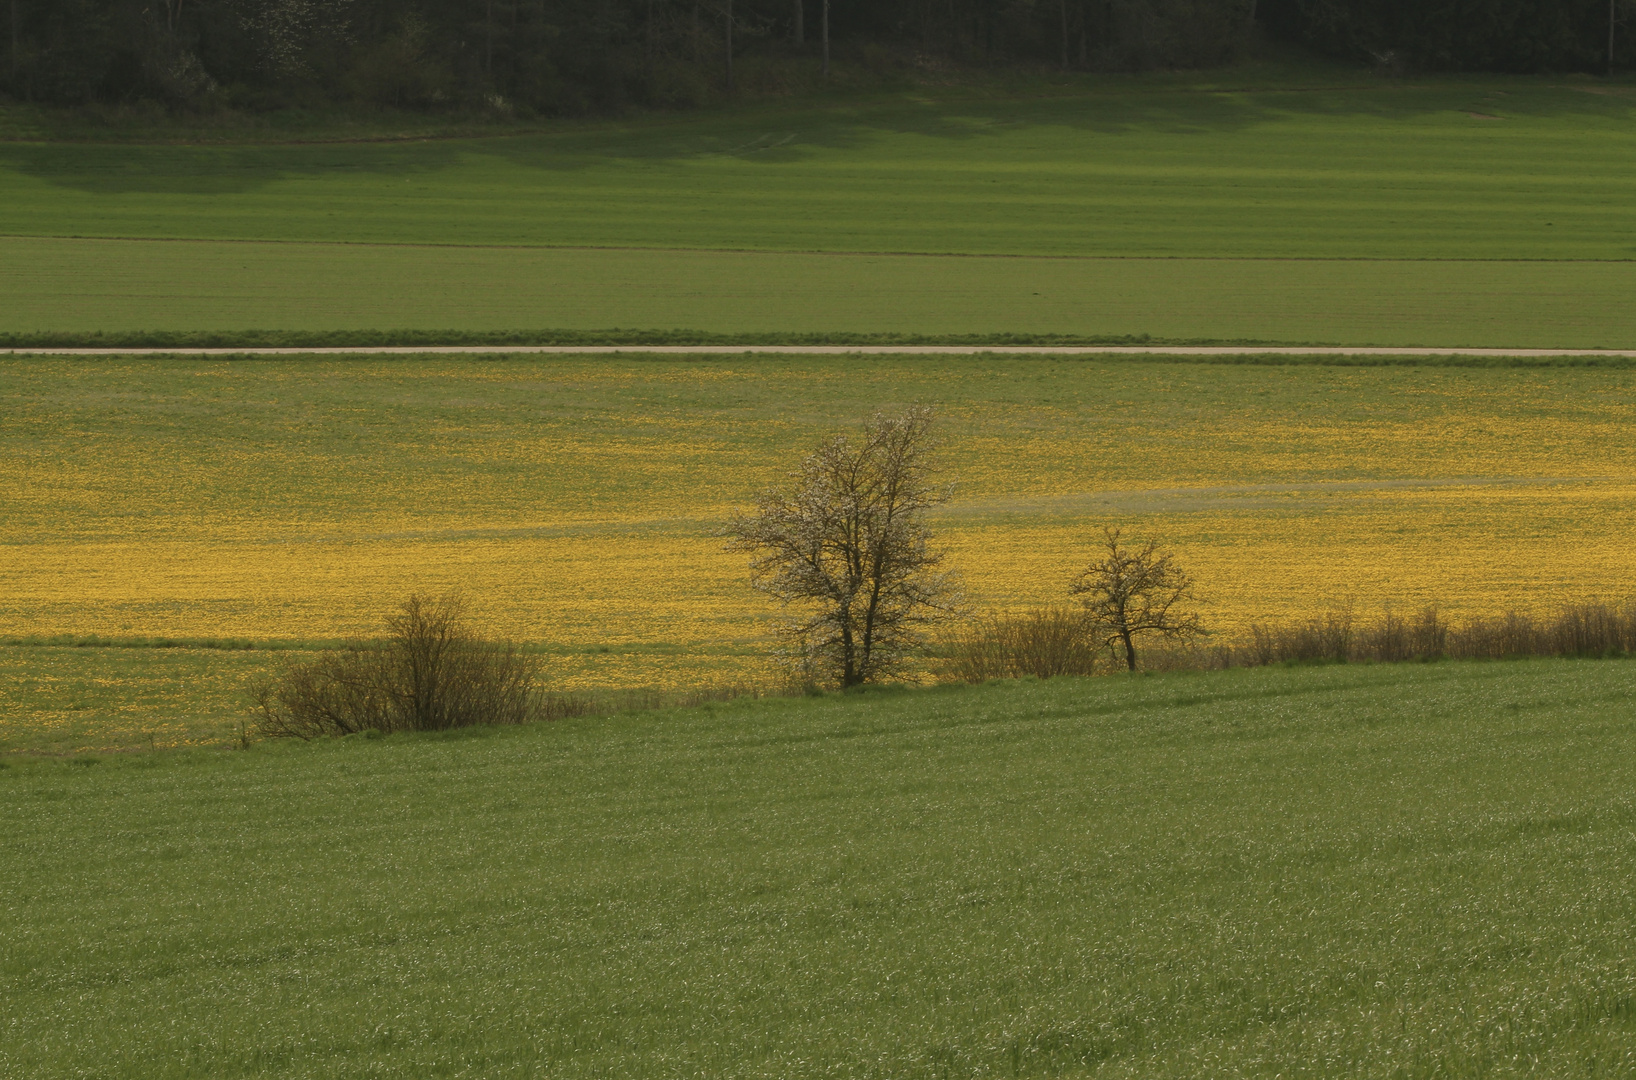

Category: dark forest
[3, 0, 1631, 112]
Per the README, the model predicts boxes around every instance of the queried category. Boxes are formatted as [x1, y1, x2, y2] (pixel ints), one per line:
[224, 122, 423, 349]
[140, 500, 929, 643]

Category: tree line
[1263, 0, 1634, 75]
[4, 0, 1631, 112]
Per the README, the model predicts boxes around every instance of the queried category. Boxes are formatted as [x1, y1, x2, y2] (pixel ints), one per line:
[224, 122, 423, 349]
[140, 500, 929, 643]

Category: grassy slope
[5, 75, 1636, 343]
[4, 662, 1635, 1078]
[6, 82, 1633, 257]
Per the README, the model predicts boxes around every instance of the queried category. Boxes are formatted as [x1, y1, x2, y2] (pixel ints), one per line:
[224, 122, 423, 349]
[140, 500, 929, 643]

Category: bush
[1248, 608, 1357, 665]
[1238, 601, 1635, 666]
[946, 607, 1101, 682]
[252, 593, 541, 739]
[1449, 602, 1636, 660]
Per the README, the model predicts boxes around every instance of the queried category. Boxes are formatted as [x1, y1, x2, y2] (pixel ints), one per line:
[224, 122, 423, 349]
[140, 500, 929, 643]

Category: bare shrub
[1243, 606, 1437, 666]
[943, 617, 1012, 684]
[1244, 608, 1362, 665]
[1448, 610, 1543, 660]
[1544, 601, 1636, 656]
[251, 648, 391, 739]
[1366, 606, 1449, 663]
[945, 607, 1100, 682]
[252, 593, 542, 739]
[1234, 601, 1634, 667]
[1448, 602, 1636, 660]
[1249, 605, 1447, 664]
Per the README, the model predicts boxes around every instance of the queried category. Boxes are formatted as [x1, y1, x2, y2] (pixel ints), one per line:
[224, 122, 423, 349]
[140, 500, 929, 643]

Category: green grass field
[5, 662, 1635, 1077]
[6, 73, 1636, 344]
[11, 237, 1636, 347]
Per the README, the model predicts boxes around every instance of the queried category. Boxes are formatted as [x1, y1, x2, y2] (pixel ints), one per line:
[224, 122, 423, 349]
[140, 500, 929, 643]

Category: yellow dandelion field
[2, 354, 1633, 750]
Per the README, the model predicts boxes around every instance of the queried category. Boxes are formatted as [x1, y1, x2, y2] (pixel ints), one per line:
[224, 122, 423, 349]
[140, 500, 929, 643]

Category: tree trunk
[511, 0, 522, 94]
[9, 0, 17, 88]
[821, 0, 830, 79]
[1061, 0, 1070, 70]
[840, 621, 859, 686]
[1121, 629, 1137, 671]
[725, 0, 734, 90]
[486, 0, 494, 79]
[1612, 0, 1619, 73]
[793, 0, 804, 45]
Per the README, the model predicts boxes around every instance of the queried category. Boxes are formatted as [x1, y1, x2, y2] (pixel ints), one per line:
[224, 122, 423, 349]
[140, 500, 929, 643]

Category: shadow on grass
[4, 74, 1631, 195]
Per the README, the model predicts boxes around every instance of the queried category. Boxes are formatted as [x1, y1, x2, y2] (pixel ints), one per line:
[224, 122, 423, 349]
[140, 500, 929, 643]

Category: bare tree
[1060, 0, 1070, 69]
[1612, 0, 1621, 73]
[728, 406, 961, 687]
[1070, 527, 1203, 671]
[821, 0, 829, 78]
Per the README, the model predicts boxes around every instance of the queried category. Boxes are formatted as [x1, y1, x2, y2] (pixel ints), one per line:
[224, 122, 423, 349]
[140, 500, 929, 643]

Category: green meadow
[5, 662, 1635, 1078]
[6, 81, 1631, 257]
[5, 75, 1636, 344]
[10, 237, 1636, 346]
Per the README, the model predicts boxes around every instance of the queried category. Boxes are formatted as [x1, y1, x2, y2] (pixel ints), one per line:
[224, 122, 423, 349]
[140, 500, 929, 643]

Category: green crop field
[10, 236, 1636, 347]
[5, 73, 1636, 344]
[5, 662, 1635, 1077]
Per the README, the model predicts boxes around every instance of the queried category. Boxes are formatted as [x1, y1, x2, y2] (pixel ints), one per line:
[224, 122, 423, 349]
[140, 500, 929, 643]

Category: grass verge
[0, 329, 1235, 349]
[8, 333, 1636, 365]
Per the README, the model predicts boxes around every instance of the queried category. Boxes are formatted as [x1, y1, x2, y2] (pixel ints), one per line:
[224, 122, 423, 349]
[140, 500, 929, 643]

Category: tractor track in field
[7, 346, 1636, 357]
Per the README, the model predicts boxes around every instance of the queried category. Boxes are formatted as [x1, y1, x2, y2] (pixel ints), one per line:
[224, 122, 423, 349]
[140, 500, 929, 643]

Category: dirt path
[7, 346, 1636, 357]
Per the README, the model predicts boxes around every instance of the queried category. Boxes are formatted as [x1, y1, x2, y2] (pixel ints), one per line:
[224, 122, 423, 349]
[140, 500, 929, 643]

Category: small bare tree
[1070, 527, 1204, 672]
[728, 406, 961, 687]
